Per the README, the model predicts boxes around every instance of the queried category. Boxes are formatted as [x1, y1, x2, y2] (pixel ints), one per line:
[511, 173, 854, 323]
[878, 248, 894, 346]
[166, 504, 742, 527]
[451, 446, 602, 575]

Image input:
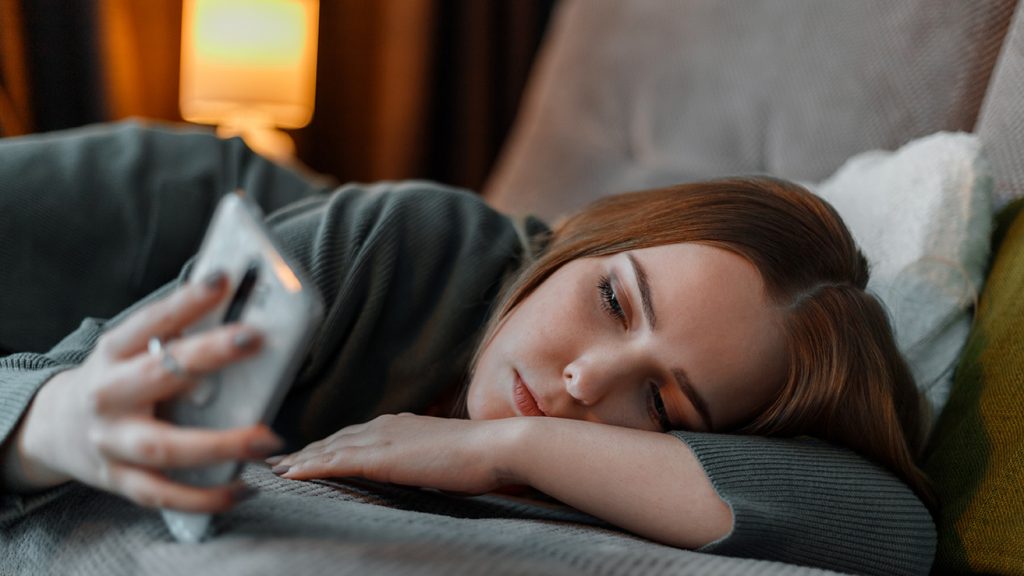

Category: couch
[486, 2, 1024, 574]
[3, 2, 1024, 575]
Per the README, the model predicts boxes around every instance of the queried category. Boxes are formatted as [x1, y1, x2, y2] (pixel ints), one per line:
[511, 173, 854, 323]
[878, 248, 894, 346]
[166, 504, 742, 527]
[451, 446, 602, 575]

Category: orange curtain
[98, 0, 183, 123]
[292, 0, 554, 191]
[0, 0, 32, 136]
[7, 0, 553, 191]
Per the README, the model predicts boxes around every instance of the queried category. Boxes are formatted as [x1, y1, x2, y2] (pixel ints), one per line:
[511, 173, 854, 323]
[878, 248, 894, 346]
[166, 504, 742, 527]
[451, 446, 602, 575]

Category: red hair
[476, 177, 932, 506]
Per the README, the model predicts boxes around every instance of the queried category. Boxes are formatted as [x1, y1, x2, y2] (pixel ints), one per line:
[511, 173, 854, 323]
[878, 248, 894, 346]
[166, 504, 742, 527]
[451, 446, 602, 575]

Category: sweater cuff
[670, 431, 935, 576]
[1, 359, 75, 527]
[0, 359, 72, 449]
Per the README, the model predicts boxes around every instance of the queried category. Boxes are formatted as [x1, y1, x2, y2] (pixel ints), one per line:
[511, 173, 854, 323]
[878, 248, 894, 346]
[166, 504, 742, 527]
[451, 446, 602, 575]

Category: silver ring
[147, 337, 187, 378]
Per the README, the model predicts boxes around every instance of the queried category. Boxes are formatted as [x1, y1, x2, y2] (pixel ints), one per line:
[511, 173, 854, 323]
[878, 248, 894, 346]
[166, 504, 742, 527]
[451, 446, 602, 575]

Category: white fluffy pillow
[806, 132, 993, 424]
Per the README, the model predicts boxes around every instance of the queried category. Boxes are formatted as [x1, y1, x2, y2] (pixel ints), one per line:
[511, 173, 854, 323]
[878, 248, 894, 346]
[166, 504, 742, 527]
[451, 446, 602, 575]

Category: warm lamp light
[180, 0, 319, 161]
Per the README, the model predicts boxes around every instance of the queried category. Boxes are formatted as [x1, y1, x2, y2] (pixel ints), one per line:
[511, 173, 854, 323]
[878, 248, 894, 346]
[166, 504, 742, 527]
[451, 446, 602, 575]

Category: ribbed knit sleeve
[0, 120, 330, 355]
[674, 431, 936, 576]
[0, 322, 103, 525]
[0, 120, 331, 522]
[263, 181, 528, 445]
[1, 178, 528, 521]
[0, 122, 529, 522]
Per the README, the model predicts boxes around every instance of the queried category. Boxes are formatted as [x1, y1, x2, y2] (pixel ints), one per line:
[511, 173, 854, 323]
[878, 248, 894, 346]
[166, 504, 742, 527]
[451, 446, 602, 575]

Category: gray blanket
[1, 463, 843, 576]
[0, 122, 932, 575]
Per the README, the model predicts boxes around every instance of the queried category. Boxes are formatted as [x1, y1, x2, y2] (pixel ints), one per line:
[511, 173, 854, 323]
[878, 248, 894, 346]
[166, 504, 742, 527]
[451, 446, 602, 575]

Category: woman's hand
[6, 272, 283, 512]
[269, 414, 514, 495]
[272, 415, 731, 550]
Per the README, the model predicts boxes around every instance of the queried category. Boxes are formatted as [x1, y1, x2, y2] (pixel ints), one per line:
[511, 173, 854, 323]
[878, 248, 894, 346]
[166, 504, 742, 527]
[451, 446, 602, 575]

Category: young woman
[0, 122, 935, 574]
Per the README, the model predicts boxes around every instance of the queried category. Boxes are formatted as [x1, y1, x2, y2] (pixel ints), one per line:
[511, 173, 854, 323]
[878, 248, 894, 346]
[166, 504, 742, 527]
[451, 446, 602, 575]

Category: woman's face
[467, 243, 788, 433]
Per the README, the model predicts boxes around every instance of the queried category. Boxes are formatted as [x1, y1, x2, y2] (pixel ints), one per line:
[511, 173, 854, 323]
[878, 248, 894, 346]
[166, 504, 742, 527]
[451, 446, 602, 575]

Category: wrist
[487, 416, 545, 487]
[1, 372, 73, 492]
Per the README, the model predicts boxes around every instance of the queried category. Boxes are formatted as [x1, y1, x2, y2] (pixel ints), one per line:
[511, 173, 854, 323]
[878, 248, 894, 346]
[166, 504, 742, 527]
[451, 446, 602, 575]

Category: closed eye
[648, 381, 673, 431]
[597, 275, 626, 325]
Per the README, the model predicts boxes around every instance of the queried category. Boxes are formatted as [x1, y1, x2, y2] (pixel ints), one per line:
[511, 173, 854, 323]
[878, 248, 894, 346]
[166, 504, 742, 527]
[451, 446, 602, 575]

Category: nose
[563, 351, 632, 407]
[562, 362, 590, 405]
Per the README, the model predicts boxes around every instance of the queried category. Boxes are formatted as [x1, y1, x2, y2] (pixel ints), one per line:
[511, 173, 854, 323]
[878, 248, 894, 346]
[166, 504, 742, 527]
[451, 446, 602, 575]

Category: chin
[466, 398, 500, 421]
[465, 386, 508, 421]
[463, 382, 488, 420]
[465, 359, 509, 421]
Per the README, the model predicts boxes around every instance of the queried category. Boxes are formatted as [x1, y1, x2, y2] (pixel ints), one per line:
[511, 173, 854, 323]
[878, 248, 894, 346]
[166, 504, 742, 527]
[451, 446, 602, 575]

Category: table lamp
[180, 0, 319, 161]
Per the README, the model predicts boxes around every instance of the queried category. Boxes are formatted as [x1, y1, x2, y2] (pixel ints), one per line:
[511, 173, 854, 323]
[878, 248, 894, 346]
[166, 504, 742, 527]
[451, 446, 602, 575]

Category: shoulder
[267, 180, 516, 241]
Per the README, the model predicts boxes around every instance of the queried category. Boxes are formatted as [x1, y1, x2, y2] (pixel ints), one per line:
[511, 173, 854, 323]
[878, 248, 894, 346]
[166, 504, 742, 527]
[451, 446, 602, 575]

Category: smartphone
[155, 192, 324, 543]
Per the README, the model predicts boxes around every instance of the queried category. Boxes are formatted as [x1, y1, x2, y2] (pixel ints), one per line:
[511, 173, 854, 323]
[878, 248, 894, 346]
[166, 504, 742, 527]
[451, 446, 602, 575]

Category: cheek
[465, 308, 536, 420]
[492, 287, 576, 357]
[465, 334, 505, 420]
[467, 268, 597, 419]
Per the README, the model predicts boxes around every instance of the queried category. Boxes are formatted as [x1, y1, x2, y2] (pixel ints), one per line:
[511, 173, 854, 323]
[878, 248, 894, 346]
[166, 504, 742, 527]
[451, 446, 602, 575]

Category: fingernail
[202, 270, 227, 290]
[233, 330, 259, 349]
[265, 455, 285, 466]
[271, 465, 291, 475]
[249, 435, 284, 455]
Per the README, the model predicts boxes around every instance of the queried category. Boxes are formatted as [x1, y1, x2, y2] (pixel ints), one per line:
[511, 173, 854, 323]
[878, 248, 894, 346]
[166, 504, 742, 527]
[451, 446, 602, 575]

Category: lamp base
[216, 124, 296, 164]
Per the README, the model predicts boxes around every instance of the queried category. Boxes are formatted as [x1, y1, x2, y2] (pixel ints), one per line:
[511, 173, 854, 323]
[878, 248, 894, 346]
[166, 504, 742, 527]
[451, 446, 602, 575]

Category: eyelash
[597, 276, 672, 431]
[597, 276, 626, 324]
[648, 382, 673, 432]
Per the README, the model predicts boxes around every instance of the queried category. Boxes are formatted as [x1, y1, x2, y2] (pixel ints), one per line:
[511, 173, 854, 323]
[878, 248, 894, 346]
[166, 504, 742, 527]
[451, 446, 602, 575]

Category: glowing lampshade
[180, 0, 318, 159]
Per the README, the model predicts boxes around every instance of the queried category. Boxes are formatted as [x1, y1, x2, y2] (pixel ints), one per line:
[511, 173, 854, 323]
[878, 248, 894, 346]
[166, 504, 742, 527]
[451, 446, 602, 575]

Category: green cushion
[923, 198, 1024, 575]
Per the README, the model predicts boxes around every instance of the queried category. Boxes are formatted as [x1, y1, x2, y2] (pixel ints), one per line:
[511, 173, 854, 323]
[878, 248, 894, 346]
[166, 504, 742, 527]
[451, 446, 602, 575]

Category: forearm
[499, 417, 731, 549]
[0, 374, 74, 494]
[278, 415, 934, 574]
[0, 349, 84, 499]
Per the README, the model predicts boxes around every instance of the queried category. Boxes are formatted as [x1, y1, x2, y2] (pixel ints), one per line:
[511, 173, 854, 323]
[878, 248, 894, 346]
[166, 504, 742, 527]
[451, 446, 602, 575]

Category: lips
[513, 370, 546, 417]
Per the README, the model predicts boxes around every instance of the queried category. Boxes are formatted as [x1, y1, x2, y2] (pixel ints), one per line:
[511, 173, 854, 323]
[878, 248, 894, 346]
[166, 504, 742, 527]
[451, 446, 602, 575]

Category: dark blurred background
[0, 0, 556, 192]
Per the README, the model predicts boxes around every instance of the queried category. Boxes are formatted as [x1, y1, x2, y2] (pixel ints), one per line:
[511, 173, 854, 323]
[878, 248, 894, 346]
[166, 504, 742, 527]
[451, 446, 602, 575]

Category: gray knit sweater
[0, 121, 935, 575]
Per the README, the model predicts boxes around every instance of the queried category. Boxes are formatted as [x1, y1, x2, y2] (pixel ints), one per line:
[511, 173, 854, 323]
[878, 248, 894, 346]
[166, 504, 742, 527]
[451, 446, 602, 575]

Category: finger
[275, 424, 371, 467]
[94, 324, 262, 413]
[280, 446, 363, 480]
[274, 438, 336, 471]
[264, 454, 287, 466]
[161, 323, 263, 375]
[95, 418, 283, 469]
[101, 271, 229, 359]
[106, 463, 248, 513]
[283, 427, 387, 470]
[274, 444, 323, 469]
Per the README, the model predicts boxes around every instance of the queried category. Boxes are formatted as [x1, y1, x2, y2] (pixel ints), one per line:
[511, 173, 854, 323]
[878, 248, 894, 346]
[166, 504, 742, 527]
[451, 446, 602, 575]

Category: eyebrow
[672, 368, 714, 432]
[627, 253, 714, 432]
[627, 253, 656, 329]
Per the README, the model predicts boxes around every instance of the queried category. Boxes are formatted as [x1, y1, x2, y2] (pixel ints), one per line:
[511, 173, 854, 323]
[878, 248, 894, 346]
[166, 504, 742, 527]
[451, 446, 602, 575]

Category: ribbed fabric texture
[1, 464, 850, 576]
[679, 433, 936, 576]
[0, 320, 101, 525]
[0, 360, 73, 514]
[0, 121, 331, 355]
[263, 179, 528, 445]
[0, 122, 935, 574]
